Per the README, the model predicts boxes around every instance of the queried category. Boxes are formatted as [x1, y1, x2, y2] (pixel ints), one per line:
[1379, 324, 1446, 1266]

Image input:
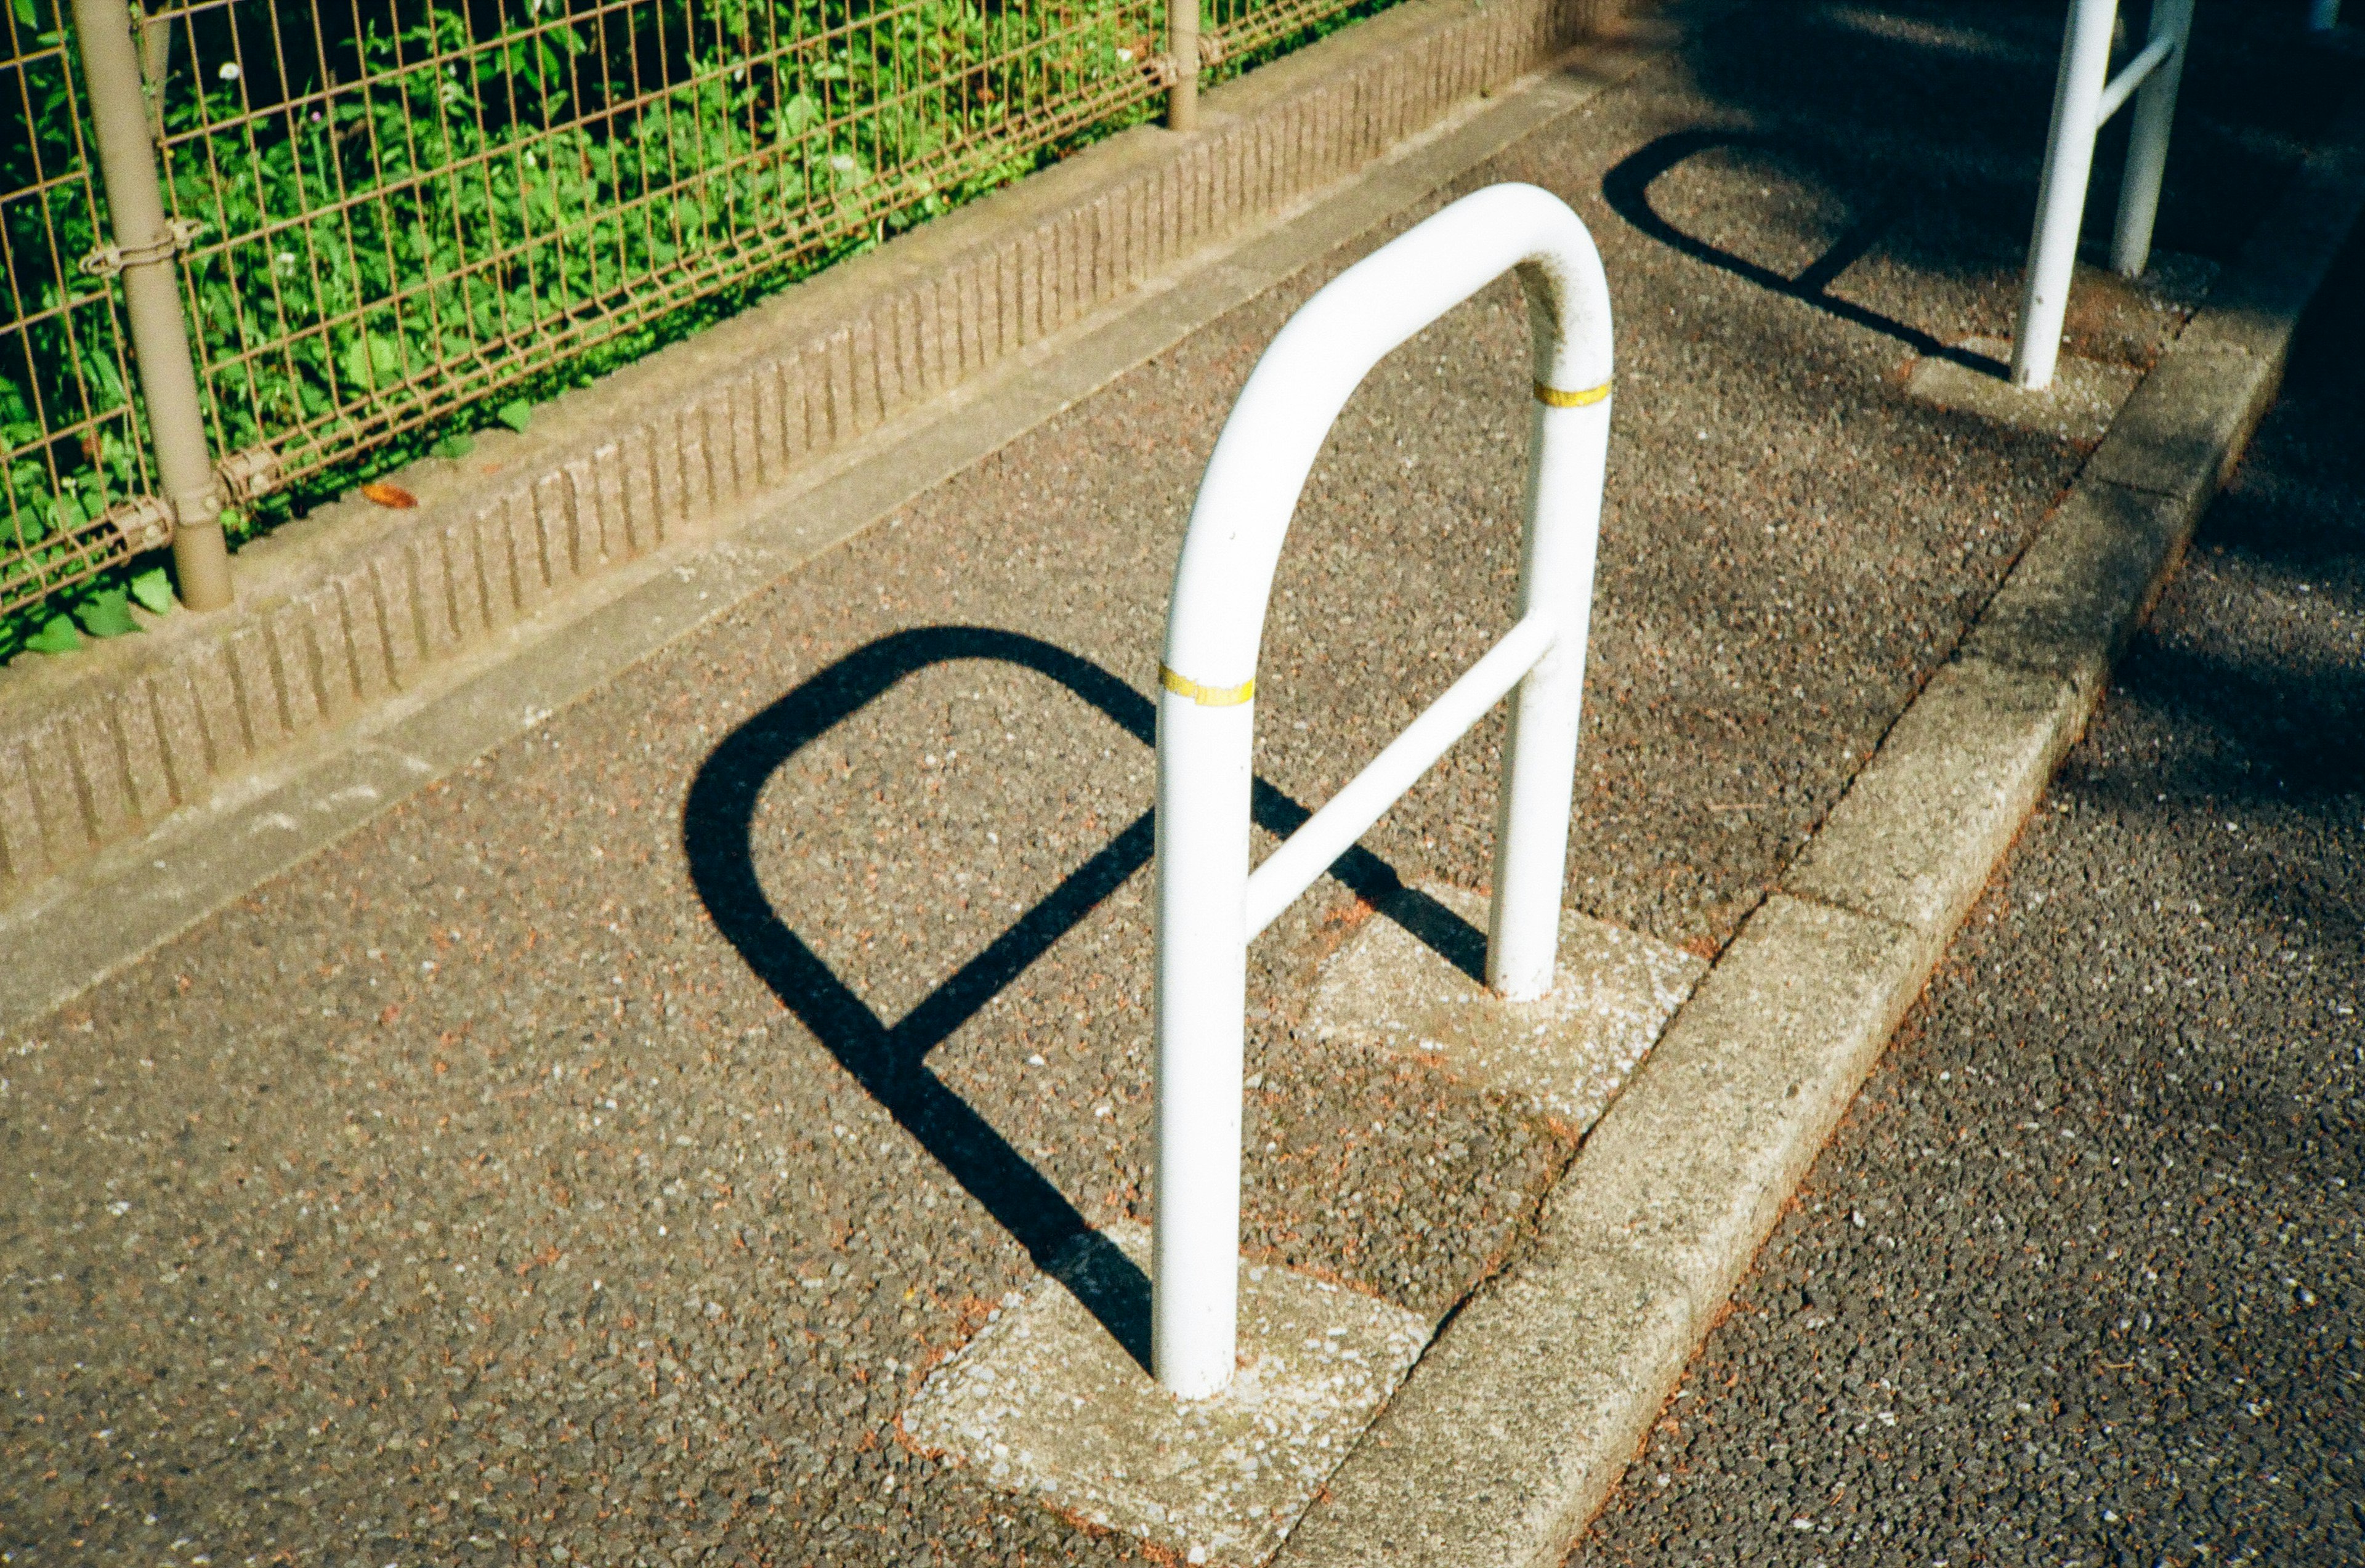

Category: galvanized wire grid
[1202, 0, 1367, 68]
[150, 0, 1171, 488]
[0, 0, 158, 623]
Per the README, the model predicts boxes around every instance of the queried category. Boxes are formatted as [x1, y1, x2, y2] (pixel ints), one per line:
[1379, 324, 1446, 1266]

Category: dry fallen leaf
[361, 480, 417, 509]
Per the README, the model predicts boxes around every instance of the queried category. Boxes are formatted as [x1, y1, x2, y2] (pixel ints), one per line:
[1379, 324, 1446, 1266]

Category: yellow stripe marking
[1160, 665, 1255, 707]
[1534, 379, 1612, 408]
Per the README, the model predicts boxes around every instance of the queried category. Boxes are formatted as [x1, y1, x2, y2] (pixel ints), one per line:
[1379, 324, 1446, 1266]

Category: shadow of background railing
[1603, 126, 2007, 373]
[682, 624, 1481, 1367]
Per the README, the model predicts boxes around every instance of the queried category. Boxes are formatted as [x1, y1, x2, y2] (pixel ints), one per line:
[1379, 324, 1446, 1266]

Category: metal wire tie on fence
[1533, 378, 1612, 407]
[216, 444, 284, 505]
[103, 495, 173, 553]
[79, 216, 204, 278]
[1159, 665, 1256, 706]
[1146, 35, 1226, 90]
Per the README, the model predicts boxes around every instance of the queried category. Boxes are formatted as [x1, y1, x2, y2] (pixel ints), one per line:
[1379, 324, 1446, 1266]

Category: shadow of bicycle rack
[682, 623, 1477, 1370]
[1603, 126, 2005, 377]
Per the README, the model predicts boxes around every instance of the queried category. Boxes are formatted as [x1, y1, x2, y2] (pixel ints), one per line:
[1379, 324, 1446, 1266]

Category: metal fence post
[137, 1, 171, 143]
[70, 0, 232, 610]
[1167, 0, 1200, 131]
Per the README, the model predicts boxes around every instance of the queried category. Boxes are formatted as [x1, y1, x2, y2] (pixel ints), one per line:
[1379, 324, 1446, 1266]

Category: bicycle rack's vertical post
[2013, 0, 2122, 391]
[2111, 0, 2196, 278]
[1151, 184, 1614, 1399]
[1166, 0, 1200, 131]
[70, 0, 233, 610]
[1150, 654, 1251, 1397]
[1487, 373, 1609, 1001]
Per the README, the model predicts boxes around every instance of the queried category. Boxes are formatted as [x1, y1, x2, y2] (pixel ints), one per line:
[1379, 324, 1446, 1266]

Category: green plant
[164, 0, 1155, 493]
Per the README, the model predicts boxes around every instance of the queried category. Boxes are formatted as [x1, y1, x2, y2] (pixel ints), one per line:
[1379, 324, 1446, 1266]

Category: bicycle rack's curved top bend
[1152, 182, 1616, 1398]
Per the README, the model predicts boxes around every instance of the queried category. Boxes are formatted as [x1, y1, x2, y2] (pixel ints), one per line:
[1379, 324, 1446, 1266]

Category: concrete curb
[0, 18, 1699, 1028]
[0, 0, 1617, 901]
[1275, 83, 2365, 1568]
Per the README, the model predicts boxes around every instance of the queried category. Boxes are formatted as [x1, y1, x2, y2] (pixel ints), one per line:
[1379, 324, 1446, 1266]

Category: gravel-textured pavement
[1, 2, 2351, 1564]
[1567, 202, 2365, 1568]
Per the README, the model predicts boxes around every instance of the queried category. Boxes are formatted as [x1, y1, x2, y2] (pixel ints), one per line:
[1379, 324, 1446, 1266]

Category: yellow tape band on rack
[1160, 665, 1256, 707]
[1533, 379, 1612, 408]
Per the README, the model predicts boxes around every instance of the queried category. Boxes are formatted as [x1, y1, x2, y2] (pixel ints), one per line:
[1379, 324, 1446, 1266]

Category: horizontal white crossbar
[2096, 33, 2175, 124]
[1242, 612, 1557, 940]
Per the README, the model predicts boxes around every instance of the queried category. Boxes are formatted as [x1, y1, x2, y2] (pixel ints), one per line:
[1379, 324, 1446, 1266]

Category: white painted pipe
[2013, 0, 2123, 390]
[2094, 30, 2175, 123]
[1152, 182, 1614, 1399]
[1243, 613, 1555, 940]
[1486, 350, 1612, 1001]
[2111, 0, 2194, 276]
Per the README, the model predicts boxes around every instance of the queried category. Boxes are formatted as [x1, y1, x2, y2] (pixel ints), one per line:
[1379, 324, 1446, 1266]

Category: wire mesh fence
[0, 0, 1392, 636]
[153, 0, 1173, 491]
[0, 0, 165, 631]
[1202, 0, 1350, 70]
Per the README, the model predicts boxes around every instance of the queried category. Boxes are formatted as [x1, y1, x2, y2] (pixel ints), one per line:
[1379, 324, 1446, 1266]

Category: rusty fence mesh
[0, 0, 162, 629]
[1202, 0, 1363, 71]
[0, 0, 1388, 632]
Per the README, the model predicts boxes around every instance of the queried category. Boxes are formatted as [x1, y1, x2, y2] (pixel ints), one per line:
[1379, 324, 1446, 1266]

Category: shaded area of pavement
[1569, 211, 2365, 1568]
[0, 2, 2350, 1565]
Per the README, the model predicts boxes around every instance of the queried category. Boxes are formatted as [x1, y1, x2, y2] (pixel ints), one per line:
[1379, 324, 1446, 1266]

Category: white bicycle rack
[2013, 0, 2197, 390]
[1149, 182, 1614, 1399]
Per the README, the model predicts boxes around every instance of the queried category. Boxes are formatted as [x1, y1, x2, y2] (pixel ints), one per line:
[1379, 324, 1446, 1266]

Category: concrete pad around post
[1308, 885, 1705, 1134]
[1909, 260, 2213, 442]
[1905, 336, 2140, 445]
[900, 1223, 1429, 1566]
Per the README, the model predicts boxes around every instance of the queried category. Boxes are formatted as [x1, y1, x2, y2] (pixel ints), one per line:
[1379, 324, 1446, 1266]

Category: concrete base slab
[2059, 251, 2220, 366]
[1904, 335, 2141, 444]
[901, 1224, 1429, 1566]
[1308, 886, 1707, 1133]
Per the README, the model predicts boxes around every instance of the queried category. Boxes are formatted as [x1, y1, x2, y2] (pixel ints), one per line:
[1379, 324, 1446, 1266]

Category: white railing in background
[2014, 0, 2197, 389]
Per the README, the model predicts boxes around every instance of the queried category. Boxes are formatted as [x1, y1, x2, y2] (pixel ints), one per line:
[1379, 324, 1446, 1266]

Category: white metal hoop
[1150, 182, 1616, 1398]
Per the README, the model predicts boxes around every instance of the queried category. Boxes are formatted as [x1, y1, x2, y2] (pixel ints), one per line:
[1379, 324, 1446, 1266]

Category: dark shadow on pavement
[1603, 127, 2005, 376]
[682, 624, 1476, 1370]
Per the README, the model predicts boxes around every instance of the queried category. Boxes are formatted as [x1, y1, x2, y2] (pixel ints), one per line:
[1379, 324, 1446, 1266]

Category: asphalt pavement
[0, 2, 2353, 1565]
[1566, 208, 2365, 1568]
